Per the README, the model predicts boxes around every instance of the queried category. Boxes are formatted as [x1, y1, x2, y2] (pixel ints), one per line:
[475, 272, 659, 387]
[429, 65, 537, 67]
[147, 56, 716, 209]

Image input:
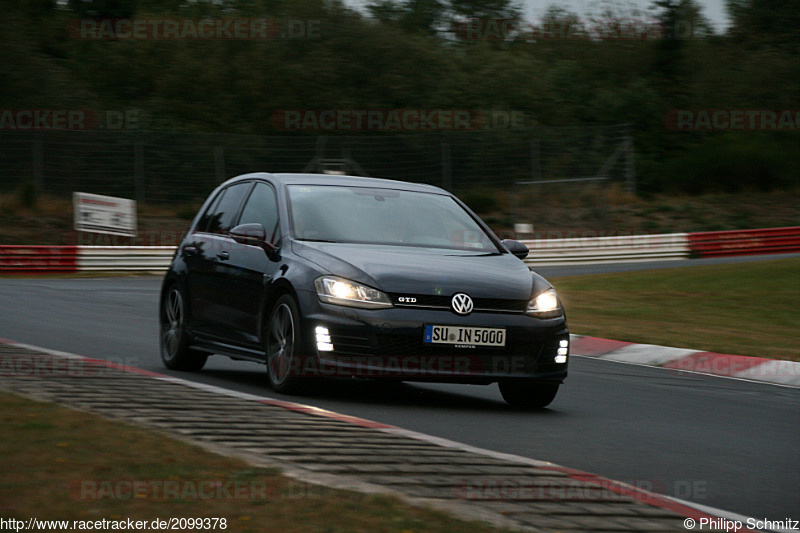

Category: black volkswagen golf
[160, 173, 569, 408]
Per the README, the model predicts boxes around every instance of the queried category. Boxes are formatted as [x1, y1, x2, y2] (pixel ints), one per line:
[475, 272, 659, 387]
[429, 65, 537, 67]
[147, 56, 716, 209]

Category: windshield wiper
[297, 238, 339, 243]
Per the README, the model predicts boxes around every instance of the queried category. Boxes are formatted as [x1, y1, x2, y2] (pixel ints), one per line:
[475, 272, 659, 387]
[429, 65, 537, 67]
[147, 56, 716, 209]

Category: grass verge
[0, 391, 508, 533]
[551, 257, 800, 361]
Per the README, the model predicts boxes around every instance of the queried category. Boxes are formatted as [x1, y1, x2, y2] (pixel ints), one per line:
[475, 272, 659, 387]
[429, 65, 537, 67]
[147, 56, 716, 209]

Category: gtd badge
[451, 293, 474, 315]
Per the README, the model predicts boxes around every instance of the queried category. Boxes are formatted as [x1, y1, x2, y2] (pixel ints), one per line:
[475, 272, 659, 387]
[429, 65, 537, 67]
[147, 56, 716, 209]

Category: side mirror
[229, 223, 276, 251]
[502, 239, 529, 260]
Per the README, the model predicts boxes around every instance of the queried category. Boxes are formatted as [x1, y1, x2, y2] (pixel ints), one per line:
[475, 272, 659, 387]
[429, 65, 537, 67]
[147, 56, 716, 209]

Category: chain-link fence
[0, 125, 633, 204]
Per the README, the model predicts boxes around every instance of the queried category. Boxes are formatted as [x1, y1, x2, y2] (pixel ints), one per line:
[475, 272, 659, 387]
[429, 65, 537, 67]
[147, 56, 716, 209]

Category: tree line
[1, 0, 798, 194]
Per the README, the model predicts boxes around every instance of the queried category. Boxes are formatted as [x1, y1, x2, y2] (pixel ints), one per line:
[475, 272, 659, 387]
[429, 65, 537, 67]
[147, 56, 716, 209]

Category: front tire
[160, 285, 207, 371]
[265, 294, 308, 394]
[499, 380, 559, 409]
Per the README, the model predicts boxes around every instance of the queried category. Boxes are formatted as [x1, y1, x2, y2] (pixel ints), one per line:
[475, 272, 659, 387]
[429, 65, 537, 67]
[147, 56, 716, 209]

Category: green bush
[664, 134, 798, 194]
[460, 190, 499, 214]
[17, 180, 38, 209]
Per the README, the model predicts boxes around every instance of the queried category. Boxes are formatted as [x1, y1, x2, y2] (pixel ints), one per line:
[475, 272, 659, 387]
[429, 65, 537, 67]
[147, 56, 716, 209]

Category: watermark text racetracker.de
[0, 109, 144, 131]
[665, 109, 800, 131]
[270, 109, 528, 131]
[451, 17, 705, 41]
[274, 353, 540, 378]
[455, 478, 711, 502]
[0, 356, 139, 378]
[69, 479, 334, 501]
[68, 18, 320, 40]
[71, 479, 267, 500]
[0, 517, 227, 531]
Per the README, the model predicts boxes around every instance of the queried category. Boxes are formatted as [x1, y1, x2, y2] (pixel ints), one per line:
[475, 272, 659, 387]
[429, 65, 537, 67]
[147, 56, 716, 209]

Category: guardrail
[521, 233, 690, 266]
[78, 246, 176, 272]
[688, 226, 800, 258]
[2, 227, 799, 273]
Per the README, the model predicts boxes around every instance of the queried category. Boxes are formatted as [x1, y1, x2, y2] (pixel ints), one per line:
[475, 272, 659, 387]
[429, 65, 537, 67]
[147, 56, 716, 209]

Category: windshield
[287, 185, 500, 253]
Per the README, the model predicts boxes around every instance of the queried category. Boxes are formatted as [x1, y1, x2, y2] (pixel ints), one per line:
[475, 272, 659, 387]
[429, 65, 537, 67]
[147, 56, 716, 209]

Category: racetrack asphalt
[0, 258, 797, 522]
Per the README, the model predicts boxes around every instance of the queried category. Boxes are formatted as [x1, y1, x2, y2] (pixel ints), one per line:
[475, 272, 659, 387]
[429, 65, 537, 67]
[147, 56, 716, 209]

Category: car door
[211, 181, 283, 349]
[185, 181, 253, 341]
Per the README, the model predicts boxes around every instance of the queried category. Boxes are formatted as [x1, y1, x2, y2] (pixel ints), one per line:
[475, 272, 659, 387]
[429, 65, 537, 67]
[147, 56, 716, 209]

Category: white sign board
[73, 192, 137, 237]
[514, 223, 534, 234]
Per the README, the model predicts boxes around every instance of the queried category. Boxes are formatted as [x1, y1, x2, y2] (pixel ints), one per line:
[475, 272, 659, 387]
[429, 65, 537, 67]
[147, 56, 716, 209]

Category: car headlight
[315, 276, 393, 309]
[526, 288, 561, 316]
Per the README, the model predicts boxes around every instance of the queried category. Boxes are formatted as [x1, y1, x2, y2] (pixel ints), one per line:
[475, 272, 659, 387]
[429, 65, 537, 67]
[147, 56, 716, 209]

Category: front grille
[375, 333, 541, 375]
[375, 333, 533, 357]
[390, 294, 527, 314]
[474, 298, 528, 313]
[327, 331, 372, 356]
[324, 325, 560, 376]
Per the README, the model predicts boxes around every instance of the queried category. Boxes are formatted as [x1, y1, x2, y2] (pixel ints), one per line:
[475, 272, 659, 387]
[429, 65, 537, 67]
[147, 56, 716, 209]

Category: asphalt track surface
[1, 256, 798, 522]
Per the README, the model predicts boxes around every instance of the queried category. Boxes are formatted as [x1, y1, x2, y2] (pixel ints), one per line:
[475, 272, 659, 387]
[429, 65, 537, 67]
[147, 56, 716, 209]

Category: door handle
[216, 251, 230, 260]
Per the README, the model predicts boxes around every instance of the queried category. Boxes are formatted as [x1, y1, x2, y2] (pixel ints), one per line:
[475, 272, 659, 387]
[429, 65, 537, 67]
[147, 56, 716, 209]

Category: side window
[203, 182, 252, 235]
[195, 190, 224, 233]
[238, 182, 279, 240]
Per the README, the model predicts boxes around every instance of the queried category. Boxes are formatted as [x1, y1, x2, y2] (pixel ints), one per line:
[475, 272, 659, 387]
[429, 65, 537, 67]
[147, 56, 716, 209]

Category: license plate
[424, 325, 506, 347]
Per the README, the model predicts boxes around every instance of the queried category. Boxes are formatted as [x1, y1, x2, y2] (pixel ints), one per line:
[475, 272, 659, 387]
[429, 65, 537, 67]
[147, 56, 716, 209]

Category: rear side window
[238, 182, 279, 240]
[197, 182, 252, 235]
[195, 191, 223, 233]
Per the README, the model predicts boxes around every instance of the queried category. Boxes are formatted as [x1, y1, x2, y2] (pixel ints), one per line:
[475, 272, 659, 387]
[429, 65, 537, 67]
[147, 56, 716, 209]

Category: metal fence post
[530, 137, 541, 181]
[625, 136, 636, 194]
[134, 142, 145, 204]
[441, 135, 452, 190]
[214, 145, 226, 183]
[32, 136, 43, 193]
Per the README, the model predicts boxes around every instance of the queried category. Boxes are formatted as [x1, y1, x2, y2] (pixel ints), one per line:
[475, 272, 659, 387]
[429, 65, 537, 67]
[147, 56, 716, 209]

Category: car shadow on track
[195, 367, 565, 415]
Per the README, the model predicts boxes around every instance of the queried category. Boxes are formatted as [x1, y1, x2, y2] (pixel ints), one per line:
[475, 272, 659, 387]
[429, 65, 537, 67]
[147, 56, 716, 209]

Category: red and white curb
[1, 338, 783, 532]
[570, 335, 800, 388]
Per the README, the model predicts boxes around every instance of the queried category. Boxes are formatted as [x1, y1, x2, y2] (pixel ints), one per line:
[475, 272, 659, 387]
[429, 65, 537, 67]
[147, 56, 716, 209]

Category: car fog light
[316, 326, 334, 352]
[558, 339, 569, 354]
[556, 339, 568, 363]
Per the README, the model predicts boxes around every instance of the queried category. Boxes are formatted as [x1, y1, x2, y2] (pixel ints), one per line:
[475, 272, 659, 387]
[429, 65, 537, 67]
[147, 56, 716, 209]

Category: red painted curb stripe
[80, 357, 170, 378]
[663, 352, 767, 377]
[68, 353, 395, 428]
[257, 398, 394, 429]
[570, 336, 633, 356]
[0, 340, 395, 428]
[539, 466, 758, 532]
[0, 338, 756, 527]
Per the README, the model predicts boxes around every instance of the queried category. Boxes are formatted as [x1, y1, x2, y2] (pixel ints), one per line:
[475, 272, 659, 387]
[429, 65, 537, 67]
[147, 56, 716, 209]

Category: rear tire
[499, 380, 559, 409]
[265, 294, 309, 394]
[160, 285, 207, 371]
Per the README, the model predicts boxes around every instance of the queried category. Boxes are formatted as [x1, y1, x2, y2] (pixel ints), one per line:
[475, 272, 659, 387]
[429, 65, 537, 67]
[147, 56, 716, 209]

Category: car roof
[223, 172, 449, 195]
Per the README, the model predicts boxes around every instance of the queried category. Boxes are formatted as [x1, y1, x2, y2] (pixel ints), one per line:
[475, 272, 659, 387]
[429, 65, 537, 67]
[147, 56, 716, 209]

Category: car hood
[292, 241, 535, 300]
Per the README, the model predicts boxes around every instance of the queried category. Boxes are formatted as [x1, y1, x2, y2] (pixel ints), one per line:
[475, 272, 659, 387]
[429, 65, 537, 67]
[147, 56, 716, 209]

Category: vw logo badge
[451, 293, 474, 315]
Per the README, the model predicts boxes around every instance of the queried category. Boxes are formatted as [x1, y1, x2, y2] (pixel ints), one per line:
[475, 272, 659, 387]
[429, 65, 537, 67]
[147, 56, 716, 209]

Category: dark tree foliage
[449, 0, 520, 19]
[651, 0, 711, 81]
[68, 0, 137, 18]
[368, 0, 520, 34]
[0, 0, 797, 194]
[368, 0, 447, 34]
[726, 0, 800, 47]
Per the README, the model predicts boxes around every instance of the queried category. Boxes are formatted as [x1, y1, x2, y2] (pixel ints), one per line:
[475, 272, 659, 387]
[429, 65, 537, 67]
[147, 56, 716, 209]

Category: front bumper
[296, 289, 569, 384]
